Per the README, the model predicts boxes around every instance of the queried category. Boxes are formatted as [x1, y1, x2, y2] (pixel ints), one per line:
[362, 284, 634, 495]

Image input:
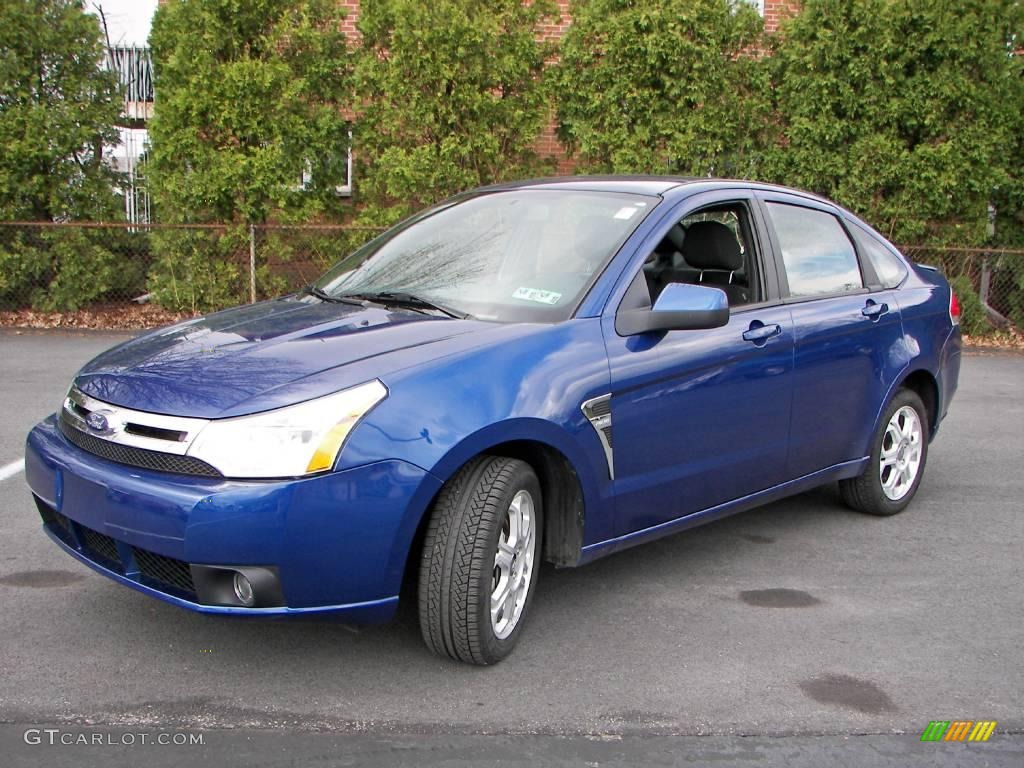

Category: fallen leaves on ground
[962, 328, 1024, 352]
[0, 304, 196, 331]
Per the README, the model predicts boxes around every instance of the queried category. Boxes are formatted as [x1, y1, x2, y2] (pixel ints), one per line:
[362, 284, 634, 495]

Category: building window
[299, 130, 353, 197]
[730, 0, 765, 16]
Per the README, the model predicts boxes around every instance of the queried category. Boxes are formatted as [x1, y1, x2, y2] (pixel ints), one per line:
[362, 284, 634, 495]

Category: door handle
[742, 323, 782, 343]
[862, 300, 889, 320]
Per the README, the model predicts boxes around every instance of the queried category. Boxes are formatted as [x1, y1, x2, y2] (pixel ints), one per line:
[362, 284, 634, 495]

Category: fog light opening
[233, 572, 255, 607]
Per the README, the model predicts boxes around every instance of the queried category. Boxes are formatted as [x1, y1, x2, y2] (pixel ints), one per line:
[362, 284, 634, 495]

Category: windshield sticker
[512, 287, 563, 305]
[613, 206, 639, 220]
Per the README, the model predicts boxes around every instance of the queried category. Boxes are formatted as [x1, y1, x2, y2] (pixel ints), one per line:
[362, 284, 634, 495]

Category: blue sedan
[25, 177, 962, 664]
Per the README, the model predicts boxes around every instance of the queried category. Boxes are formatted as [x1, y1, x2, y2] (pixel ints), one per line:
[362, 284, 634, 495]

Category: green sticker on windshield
[512, 287, 562, 305]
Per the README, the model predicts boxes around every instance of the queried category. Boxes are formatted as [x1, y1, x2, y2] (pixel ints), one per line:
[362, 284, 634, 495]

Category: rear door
[757, 192, 906, 478]
[602, 189, 795, 536]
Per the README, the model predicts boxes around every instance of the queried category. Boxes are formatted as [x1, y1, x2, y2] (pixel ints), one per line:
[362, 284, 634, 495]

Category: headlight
[186, 380, 387, 478]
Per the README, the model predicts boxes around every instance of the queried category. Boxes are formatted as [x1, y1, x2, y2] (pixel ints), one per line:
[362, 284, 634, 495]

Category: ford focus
[25, 177, 962, 664]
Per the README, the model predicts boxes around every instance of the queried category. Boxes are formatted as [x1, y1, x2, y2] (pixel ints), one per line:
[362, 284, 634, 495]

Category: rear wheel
[418, 456, 542, 665]
[841, 388, 929, 516]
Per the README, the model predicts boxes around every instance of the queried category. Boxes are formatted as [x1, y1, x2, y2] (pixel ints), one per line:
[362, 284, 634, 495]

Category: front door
[601, 193, 795, 537]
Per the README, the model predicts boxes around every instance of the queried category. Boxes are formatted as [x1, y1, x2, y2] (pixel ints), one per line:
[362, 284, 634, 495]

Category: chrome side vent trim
[581, 394, 614, 479]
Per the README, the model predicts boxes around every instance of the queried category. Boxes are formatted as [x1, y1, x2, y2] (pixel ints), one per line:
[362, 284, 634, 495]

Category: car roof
[473, 175, 836, 205]
[475, 175, 697, 196]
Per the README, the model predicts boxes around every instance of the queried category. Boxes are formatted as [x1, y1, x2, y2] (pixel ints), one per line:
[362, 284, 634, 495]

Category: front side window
[315, 190, 656, 322]
[641, 202, 762, 308]
[766, 202, 863, 298]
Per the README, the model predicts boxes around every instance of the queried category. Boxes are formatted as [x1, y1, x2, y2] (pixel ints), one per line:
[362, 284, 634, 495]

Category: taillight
[949, 288, 961, 325]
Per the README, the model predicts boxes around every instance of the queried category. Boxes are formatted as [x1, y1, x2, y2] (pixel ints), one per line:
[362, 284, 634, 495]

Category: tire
[840, 388, 929, 516]
[418, 455, 542, 665]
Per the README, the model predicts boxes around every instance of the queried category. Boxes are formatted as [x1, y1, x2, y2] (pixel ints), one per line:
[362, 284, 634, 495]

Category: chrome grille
[59, 416, 222, 477]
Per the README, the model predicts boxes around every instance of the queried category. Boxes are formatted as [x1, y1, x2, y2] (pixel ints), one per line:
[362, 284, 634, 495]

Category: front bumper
[25, 416, 442, 622]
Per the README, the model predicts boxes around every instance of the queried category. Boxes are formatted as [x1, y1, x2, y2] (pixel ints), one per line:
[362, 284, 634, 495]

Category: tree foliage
[0, 0, 122, 220]
[146, 0, 354, 310]
[764, 0, 1024, 246]
[147, 0, 353, 225]
[554, 0, 769, 176]
[354, 0, 558, 224]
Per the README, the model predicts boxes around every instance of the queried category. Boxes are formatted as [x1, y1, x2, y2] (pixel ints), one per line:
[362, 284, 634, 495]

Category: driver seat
[681, 221, 749, 306]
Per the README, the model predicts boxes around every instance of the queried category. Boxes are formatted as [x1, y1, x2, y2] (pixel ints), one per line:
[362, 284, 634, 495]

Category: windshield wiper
[301, 285, 366, 306]
[338, 291, 471, 320]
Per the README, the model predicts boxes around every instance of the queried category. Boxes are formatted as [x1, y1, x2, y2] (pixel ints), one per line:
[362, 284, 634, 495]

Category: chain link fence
[899, 245, 1024, 336]
[1, 221, 1022, 334]
[0, 222, 385, 324]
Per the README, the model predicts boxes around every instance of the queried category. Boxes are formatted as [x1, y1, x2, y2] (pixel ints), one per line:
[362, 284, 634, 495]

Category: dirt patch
[798, 673, 896, 714]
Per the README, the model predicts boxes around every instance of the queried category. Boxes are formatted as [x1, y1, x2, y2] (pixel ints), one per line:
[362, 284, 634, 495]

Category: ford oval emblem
[85, 411, 110, 433]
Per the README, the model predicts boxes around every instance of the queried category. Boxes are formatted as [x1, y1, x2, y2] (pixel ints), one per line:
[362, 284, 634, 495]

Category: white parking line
[0, 459, 25, 482]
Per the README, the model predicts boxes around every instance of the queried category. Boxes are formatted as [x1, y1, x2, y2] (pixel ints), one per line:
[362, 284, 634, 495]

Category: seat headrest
[682, 221, 743, 271]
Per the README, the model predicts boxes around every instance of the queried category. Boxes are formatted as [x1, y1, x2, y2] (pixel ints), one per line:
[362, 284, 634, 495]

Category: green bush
[0, 230, 49, 307]
[765, 0, 1024, 247]
[950, 276, 993, 337]
[0, 228, 146, 311]
[354, 0, 558, 223]
[147, 228, 247, 313]
[147, 0, 353, 225]
[554, 0, 769, 176]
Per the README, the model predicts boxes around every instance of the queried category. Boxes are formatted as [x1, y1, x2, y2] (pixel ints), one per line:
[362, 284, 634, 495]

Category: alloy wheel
[491, 489, 536, 640]
[879, 405, 923, 501]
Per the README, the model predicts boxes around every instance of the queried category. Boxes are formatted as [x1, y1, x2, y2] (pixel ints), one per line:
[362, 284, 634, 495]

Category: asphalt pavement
[0, 328, 1021, 766]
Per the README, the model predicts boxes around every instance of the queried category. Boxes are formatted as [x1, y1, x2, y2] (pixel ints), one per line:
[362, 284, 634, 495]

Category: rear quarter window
[851, 223, 909, 289]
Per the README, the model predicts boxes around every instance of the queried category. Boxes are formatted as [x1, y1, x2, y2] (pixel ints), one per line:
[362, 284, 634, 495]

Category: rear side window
[766, 202, 863, 298]
[851, 223, 908, 288]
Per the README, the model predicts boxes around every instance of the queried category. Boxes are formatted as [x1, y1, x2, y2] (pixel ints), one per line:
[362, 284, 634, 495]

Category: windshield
[313, 189, 657, 322]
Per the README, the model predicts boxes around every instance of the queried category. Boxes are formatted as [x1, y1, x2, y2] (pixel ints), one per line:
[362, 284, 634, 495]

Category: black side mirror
[616, 283, 730, 336]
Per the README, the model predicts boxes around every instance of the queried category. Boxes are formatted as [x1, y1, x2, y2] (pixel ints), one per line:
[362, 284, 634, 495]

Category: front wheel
[840, 388, 929, 516]
[418, 456, 542, 665]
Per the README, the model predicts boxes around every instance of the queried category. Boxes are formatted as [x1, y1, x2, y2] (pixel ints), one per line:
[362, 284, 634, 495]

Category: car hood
[75, 299, 492, 418]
